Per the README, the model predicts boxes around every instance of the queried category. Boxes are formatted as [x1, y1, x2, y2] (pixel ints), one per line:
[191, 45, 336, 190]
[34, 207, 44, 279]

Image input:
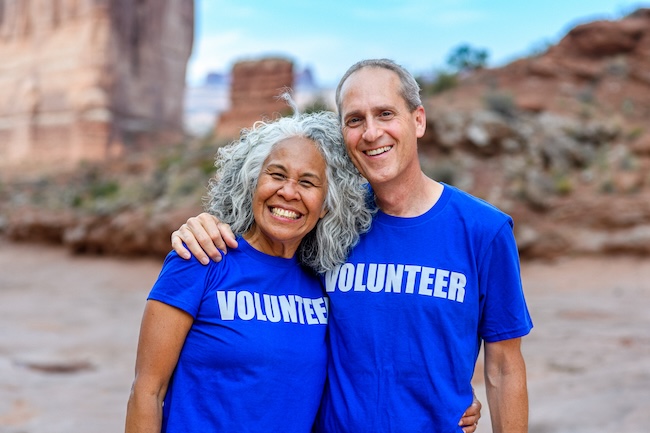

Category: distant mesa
[193, 58, 331, 141]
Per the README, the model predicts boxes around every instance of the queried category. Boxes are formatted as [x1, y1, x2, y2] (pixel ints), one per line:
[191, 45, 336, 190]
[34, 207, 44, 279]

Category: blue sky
[188, 0, 650, 87]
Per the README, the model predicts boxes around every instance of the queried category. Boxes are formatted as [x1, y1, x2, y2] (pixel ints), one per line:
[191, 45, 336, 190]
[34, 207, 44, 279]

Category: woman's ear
[319, 206, 329, 219]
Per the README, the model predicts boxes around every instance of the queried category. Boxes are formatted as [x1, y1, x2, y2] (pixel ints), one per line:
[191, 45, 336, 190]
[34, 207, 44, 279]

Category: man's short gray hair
[335, 58, 422, 118]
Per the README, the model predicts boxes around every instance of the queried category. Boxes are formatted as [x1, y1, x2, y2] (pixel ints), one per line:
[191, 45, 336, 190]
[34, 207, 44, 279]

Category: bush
[430, 72, 458, 94]
[483, 91, 516, 117]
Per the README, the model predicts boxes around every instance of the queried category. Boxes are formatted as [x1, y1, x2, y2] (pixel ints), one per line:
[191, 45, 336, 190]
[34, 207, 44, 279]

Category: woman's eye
[299, 180, 315, 187]
[270, 172, 286, 180]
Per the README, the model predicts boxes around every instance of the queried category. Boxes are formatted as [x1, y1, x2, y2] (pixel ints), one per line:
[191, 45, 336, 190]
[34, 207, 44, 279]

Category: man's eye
[346, 118, 362, 127]
[380, 111, 393, 118]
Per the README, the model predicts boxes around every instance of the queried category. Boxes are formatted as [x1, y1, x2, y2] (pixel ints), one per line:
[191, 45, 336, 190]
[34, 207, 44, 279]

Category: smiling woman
[247, 136, 329, 258]
[125, 100, 373, 433]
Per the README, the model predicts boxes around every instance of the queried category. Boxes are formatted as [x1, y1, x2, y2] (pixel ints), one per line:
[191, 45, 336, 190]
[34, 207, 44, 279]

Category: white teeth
[271, 207, 300, 219]
[365, 146, 392, 156]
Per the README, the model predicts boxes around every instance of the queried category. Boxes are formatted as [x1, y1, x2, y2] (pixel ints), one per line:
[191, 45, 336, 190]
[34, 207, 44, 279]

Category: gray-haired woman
[125, 109, 373, 433]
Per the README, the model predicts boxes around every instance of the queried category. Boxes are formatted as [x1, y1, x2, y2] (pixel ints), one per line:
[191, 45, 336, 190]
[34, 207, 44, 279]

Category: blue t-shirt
[316, 184, 533, 433]
[148, 238, 328, 433]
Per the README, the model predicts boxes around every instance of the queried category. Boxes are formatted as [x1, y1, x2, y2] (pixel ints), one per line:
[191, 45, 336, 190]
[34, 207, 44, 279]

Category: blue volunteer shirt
[316, 184, 533, 433]
[149, 238, 328, 433]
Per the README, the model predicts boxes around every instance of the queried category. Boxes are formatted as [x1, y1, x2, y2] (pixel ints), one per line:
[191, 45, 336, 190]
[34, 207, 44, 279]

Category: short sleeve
[147, 251, 212, 318]
[478, 221, 533, 342]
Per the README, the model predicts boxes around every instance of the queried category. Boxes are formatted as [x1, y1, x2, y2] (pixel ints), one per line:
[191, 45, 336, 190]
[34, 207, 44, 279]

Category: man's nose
[362, 118, 382, 142]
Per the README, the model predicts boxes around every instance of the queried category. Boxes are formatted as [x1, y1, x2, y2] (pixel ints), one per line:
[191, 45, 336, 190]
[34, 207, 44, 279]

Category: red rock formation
[419, 9, 650, 259]
[215, 58, 294, 140]
[431, 8, 650, 127]
[0, 0, 194, 176]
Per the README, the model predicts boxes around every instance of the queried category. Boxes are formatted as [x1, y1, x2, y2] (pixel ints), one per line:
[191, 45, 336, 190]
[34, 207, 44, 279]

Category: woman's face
[246, 137, 328, 257]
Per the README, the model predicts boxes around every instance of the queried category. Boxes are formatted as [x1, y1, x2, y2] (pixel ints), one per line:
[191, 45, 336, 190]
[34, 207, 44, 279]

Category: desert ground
[0, 240, 649, 433]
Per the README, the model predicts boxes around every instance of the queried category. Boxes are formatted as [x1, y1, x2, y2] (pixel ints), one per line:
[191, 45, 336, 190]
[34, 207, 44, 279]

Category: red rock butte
[0, 0, 194, 176]
[215, 57, 295, 140]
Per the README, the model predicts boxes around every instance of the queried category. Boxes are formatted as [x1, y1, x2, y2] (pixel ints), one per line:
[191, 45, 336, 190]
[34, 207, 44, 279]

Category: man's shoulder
[444, 184, 512, 225]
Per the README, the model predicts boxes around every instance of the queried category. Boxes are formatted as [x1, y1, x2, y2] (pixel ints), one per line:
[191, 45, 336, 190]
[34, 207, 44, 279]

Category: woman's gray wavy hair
[205, 96, 373, 273]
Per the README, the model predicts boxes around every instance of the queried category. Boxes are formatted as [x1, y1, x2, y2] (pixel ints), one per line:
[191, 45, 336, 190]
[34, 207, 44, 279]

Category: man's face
[338, 67, 426, 189]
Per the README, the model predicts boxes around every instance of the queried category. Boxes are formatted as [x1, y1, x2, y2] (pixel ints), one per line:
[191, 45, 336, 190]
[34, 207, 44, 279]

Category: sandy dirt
[1, 241, 649, 433]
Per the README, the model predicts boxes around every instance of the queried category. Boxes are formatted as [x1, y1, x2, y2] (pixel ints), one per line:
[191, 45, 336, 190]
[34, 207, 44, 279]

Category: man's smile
[364, 145, 393, 156]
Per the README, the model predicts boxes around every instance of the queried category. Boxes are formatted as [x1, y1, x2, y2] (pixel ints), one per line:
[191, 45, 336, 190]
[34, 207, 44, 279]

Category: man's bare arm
[171, 213, 237, 265]
[484, 337, 528, 433]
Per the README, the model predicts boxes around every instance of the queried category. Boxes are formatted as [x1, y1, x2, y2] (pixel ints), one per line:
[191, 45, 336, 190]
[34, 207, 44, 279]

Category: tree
[446, 44, 489, 73]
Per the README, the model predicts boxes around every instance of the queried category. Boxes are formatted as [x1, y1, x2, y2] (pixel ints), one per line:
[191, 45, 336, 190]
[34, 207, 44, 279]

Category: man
[172, 59, 532, 432]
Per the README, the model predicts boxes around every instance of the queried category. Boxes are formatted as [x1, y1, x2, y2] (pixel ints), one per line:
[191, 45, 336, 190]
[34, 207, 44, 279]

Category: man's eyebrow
[342, 109, 362, 119]
[374, 105, 396, 113]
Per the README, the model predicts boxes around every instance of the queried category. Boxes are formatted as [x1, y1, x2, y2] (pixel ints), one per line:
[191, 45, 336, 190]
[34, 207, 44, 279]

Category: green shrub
[429, 72, 458, 94]
[483, 91, 515, 117]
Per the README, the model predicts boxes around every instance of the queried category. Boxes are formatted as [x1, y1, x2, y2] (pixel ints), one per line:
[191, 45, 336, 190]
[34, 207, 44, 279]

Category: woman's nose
[277, 180, 299, 199]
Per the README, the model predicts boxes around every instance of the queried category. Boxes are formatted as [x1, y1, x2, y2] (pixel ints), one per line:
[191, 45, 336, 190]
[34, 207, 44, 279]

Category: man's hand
[170, 213, 238, 265]
[459, 391, 482, 433]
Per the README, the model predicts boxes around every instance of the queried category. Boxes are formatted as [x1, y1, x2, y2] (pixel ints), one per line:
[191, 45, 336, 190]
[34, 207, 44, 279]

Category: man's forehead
[339, 69, 403, 113]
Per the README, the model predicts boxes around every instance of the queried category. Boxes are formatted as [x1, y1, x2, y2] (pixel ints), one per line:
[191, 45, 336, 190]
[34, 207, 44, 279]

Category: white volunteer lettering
[418, 266, 435, 296]
[354, 263, 366, 291]
[367, 263, 386, 292]
[324, 266, 340, 292]
[449, 272, 466, 302]
[433, 269, 450, 298]
[338, 263, 354, 292]
[303, 299, 318, 324]
[313, 298, 328, 323]
[386, 264, 404, 293]
[216, 291, 328, 323]
[326, 262, 468, 303]
[216, 291, 236, 320]
[404, 265, 421, 294]
[254, 293, 267, 321]
[279, 294, 298, 322]
[295, 295, 305, 324]
[263, 294, 281, 322]
[237, 291, 255, 320]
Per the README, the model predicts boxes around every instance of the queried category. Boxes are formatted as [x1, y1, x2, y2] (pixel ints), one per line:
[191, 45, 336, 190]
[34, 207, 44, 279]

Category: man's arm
[171, 213, 237, 264]
[484, 337, 528, 433]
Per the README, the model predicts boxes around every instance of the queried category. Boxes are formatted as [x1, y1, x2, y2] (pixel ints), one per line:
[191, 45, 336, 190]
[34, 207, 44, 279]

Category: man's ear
[414, 105, 426, 138]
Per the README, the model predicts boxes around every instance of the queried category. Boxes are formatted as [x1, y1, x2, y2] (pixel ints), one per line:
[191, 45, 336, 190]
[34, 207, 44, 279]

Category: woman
[124, 107, 373, 433]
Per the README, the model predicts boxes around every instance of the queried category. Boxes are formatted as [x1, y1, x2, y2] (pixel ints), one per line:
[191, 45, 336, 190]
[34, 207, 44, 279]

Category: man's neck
[373, 172, 443, 217]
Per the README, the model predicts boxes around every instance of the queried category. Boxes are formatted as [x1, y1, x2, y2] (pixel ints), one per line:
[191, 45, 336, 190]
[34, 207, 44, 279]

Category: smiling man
[315, 59, 532, 433]
[171, 59, 531, 433]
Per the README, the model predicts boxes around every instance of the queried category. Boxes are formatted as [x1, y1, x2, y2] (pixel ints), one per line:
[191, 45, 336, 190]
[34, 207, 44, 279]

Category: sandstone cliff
[0, 0, 194, 175]
[420, 8, 650, 258]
